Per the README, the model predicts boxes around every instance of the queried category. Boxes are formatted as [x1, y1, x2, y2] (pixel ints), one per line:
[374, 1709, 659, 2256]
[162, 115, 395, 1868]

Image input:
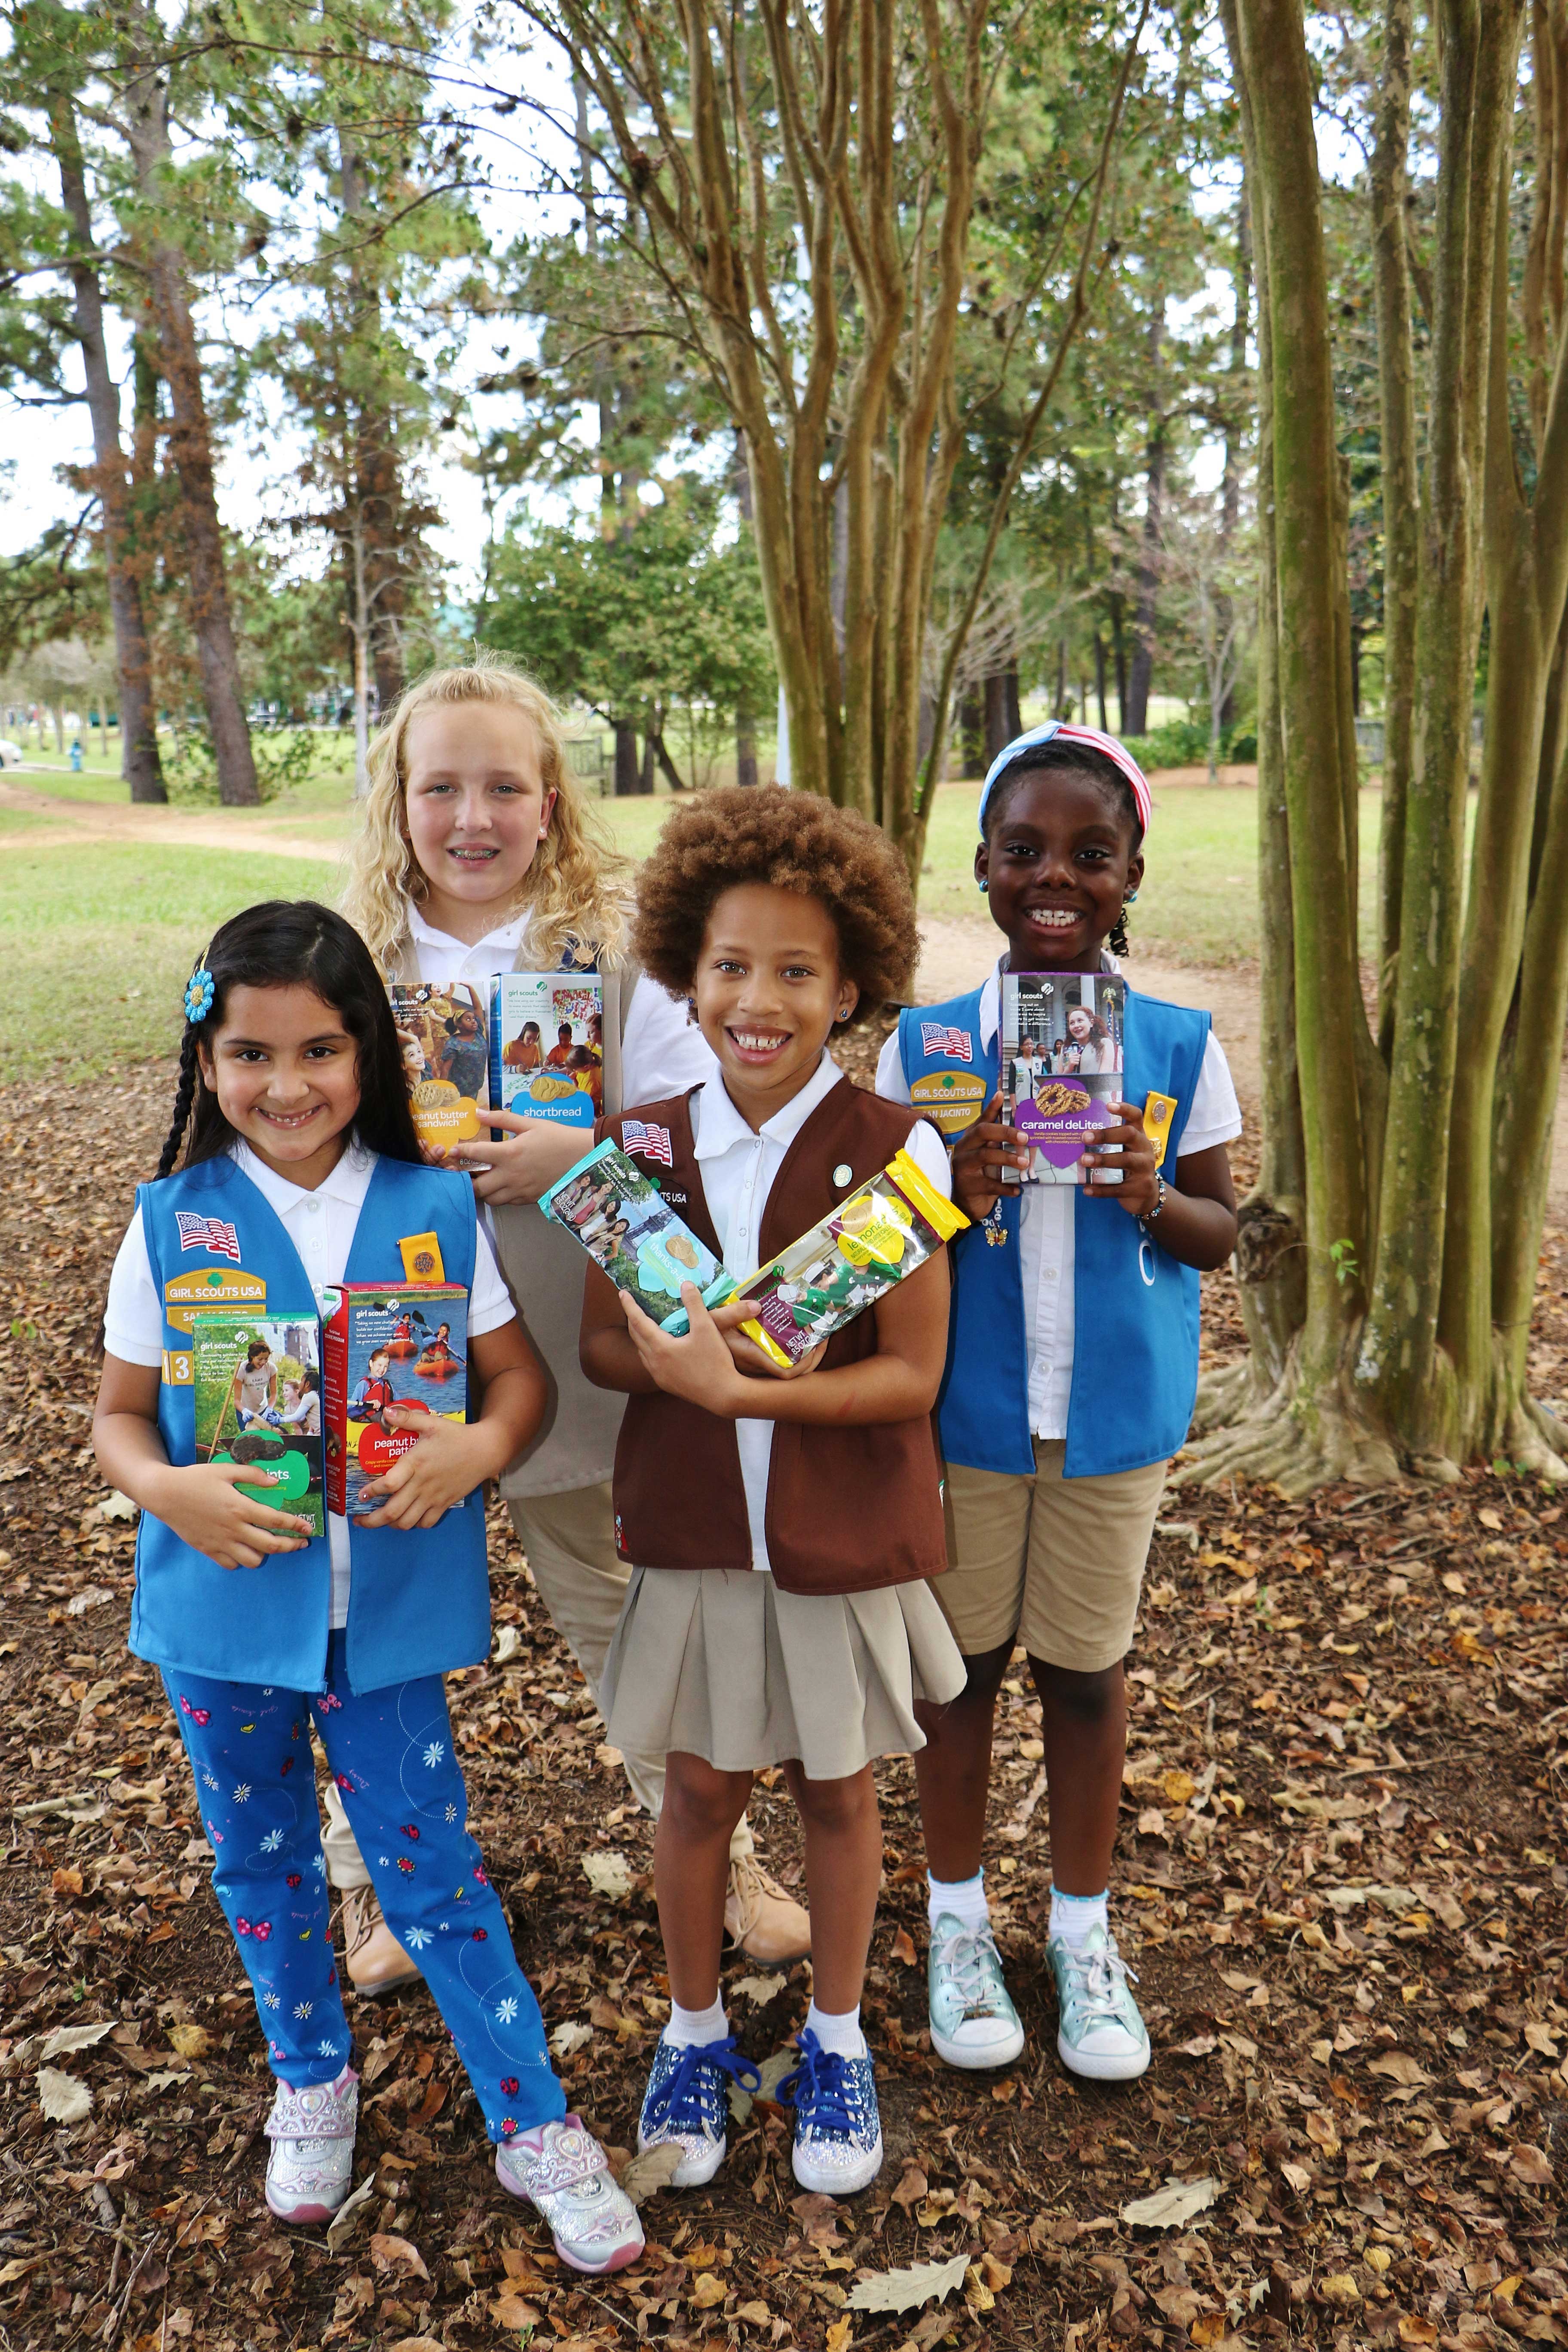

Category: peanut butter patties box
[321, 1283, 467, 1519]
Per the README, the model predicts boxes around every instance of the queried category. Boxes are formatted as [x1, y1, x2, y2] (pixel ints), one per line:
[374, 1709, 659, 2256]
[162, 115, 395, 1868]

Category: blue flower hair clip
[184, 966, 216, 1025]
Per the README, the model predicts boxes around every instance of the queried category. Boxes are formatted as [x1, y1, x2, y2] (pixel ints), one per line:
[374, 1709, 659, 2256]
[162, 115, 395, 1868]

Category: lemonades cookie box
[539, 1136, 737, 1333]
[489, 972, 603, 1133]
[322, 1282, 467, 1520]
[389, 980, 488, 1152]
[188, 1310, 325, 1534]
[717, 1147, 969, 1370]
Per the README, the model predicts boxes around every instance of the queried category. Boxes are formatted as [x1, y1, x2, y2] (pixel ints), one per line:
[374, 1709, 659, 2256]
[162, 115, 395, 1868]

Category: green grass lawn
[0, 842, 340, 1081]
[1, 775, 1383, 1084]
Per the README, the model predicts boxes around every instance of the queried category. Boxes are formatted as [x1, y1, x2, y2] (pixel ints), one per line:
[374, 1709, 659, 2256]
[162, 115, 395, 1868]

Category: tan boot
[341, 1885, 421, 1997]
[723, 1851, 811, 1963]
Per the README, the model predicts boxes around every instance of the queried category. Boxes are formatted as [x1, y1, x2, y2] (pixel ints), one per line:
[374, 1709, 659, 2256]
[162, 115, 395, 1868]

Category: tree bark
[1123, 310, 1166, 739]
[50, 96, 164, 803]
[983, 668, 1022, 766]
[339, 138, 407, 715]
[1217, 185, 1252, 733]
[1359, 1, 1522, 1452]
[122, 52, 258, 805]
[733, 431, 760, 786]
[1370, 0, 1419, 1054]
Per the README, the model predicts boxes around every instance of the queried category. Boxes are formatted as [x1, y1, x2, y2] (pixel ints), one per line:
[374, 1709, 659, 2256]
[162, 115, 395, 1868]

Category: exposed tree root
[1190, 1359, 1264, 1437]
[1176, 1360, 1401, 1497]
[1500, 1395, 1568, 1480]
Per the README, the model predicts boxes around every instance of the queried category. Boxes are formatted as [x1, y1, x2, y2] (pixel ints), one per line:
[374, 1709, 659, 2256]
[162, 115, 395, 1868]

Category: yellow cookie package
[736, 1149, 970, 1370]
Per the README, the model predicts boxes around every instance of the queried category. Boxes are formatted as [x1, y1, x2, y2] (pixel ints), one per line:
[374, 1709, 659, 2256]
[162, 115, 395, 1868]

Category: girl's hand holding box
[137, 1450, 315, 1571]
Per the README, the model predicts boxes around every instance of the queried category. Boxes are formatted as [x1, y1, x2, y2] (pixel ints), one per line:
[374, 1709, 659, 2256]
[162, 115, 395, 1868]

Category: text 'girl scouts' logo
[920, 1023, 973, 1061]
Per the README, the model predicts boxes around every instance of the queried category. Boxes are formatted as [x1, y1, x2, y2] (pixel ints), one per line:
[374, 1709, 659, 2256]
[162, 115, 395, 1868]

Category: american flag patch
[175, 1212, 242, 1262]
[921, 1023, 973, 1062]
[622, 1120, 674, 1167]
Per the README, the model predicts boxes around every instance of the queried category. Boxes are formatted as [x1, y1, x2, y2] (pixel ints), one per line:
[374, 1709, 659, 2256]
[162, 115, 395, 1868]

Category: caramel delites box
[321, 1283, 467, 1519]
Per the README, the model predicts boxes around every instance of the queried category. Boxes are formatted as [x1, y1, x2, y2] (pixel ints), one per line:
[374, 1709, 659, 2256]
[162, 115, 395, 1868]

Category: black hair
[155, 900, 426, 1179]
[983, 740, 1143, 956]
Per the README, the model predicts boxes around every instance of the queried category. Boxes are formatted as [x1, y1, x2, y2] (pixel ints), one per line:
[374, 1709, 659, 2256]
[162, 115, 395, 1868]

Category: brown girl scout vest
[601, 1079, 949, 1597]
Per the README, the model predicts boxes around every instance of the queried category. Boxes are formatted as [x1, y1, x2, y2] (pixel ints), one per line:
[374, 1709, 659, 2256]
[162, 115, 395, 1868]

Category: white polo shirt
[876, 964, 1241, 1442]
[692, 1055, 951, 1572]
[104, 1140, 516, 1629]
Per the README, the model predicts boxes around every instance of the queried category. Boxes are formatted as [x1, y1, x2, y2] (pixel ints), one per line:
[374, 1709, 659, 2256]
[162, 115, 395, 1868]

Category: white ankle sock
[927, 1868, 989, 1936]
[665, 1996, 728, 2049]
[1049, 1887, 1109, 1946]
[805, 2000, 866, 2061]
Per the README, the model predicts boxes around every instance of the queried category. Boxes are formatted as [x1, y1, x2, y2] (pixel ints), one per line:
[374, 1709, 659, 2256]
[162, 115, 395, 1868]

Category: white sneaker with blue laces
[928, 1913, 1026, 2070]
[1047, 1921, 1151, 2081]
[637, 2033, 761, 2188]
[780, 2027, 884, 2196]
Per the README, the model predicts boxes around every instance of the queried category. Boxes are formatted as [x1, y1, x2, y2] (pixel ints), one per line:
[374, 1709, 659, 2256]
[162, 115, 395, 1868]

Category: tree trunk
[1185, 0, 1393, 1490]
[612, 721, 640, 796]
[733, 430, 760, 786]
[123, 55, 258, 805]
[1370, 0, 1420, 1053]
[958, 688, 984, 777]
[983, 668, 1022, 766]
[1124, 312, 1166, 739]
[1218, 185, 1252, 733]
[1093, 635, 1109, 731]
[339, 138, 407, 716]
[50, 96, 164, 803]
[1359, 3, 1521, 1454]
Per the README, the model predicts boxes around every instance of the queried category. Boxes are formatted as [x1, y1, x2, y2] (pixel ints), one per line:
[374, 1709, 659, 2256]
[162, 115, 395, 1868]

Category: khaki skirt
[599, 1566, 968, 1783]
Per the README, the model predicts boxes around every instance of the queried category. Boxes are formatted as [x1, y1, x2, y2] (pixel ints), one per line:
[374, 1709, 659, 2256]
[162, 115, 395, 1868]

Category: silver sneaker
[928, 1913, 1026, 2069]
[263, 2064, 358, 2224]
[1047, 1923, 1151, 2082]
[496, 2114, 645, 2275]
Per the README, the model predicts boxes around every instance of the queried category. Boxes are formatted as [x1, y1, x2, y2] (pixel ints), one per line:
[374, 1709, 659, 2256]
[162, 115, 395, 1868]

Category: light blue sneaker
[1047, 1922, 1150, 2082]
[778, 2028, 883, 2196]
[927, 1914, 1025, 2070]
[637, 2034, 760, 2187]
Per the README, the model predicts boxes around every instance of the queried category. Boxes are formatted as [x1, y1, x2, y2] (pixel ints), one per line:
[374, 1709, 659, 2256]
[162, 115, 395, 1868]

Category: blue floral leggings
[163, 1631, 565, 2141]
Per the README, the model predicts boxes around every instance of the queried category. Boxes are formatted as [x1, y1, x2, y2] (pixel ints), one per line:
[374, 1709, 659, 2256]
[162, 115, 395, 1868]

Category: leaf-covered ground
[1, 1062, 1565, 2352]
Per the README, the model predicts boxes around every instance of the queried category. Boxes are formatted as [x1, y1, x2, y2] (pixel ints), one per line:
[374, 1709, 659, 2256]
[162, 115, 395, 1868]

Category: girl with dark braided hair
[879, 722, 1242, 2092]
[92, 900, 644, 2270]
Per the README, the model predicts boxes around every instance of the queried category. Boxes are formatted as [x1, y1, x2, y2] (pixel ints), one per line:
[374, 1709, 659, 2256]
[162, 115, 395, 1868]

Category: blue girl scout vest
[899, 984, 1211, 1478]
[132, 1154, 486, 1694]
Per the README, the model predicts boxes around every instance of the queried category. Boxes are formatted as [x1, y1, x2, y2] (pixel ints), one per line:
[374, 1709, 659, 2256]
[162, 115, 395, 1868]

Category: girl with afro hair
[582, 785, 967, 2202]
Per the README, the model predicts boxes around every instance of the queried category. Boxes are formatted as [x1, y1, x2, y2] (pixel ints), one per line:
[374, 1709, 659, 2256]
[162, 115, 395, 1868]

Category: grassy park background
[0, 736, 1376, 1086]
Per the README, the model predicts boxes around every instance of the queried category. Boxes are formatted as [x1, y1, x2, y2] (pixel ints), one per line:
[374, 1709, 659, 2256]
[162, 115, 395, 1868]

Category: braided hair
[155, 901, 425, 1179]
[984, 738, 1142, 957]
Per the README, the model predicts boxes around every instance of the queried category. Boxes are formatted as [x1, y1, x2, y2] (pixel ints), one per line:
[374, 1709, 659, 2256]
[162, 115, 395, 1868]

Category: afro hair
[632, 786, 918, 1028]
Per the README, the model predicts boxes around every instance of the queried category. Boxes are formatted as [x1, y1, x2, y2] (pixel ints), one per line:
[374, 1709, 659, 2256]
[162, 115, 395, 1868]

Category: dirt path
[0, 779, 345, 864]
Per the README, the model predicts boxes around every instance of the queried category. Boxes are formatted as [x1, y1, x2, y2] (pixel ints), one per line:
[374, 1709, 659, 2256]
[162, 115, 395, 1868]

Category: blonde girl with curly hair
[331, 653, 810, 1989]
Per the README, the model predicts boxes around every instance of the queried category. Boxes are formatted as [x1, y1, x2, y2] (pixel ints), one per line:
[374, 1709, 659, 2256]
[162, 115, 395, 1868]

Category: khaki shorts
[937, 1440, 1167, 1669]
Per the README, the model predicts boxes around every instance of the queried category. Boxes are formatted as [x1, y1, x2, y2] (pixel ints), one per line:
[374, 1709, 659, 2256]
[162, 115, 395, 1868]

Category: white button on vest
[306, 1198, 321, 1213]
[833, 1163, 853, 1186]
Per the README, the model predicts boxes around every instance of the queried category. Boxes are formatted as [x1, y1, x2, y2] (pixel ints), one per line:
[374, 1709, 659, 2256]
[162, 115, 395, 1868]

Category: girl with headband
[877, 721, 1241, 2086]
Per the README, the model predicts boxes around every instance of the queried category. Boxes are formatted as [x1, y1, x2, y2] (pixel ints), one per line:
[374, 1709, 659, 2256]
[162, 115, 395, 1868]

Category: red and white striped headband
[977, 720, 1152, 839]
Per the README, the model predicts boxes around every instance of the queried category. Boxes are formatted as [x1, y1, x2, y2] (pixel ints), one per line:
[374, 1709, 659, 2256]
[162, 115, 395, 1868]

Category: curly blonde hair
[340, 652, 626, 972]
[633, 786, 918, 1026]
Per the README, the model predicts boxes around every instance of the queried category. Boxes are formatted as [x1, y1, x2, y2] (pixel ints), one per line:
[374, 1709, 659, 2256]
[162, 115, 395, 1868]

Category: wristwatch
[1140, 1173, 1167, 1230]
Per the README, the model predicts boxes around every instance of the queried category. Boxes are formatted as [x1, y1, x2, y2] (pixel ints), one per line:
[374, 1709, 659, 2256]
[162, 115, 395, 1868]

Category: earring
[978, 877, 989, 894]
[836, 1008, 852, 1022]
[1124, 888, 1139, 903]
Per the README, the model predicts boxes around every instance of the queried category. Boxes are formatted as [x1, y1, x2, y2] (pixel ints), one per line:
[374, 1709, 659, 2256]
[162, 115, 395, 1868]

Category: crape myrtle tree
[498, 0, 1154, 879]
[1192, 0, 1568, 1489]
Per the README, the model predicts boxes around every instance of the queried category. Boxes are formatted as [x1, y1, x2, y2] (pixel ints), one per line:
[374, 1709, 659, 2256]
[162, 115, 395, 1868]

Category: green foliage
[1121, 717, 1258, 770]
[482, 490, 775, 746]
[161, 726, 315, 805]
